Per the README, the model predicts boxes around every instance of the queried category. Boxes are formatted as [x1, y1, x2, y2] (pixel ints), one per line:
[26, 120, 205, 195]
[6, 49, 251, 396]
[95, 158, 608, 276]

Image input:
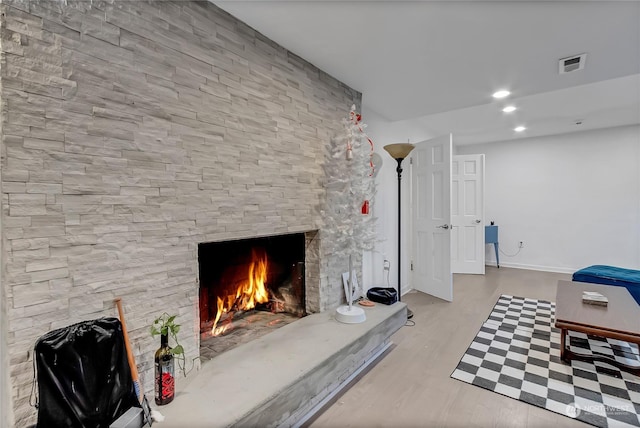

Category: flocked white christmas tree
[323, 105, 377, 322]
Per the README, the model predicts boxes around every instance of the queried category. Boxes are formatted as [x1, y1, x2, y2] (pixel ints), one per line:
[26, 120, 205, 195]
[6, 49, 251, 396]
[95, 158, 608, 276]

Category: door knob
[475, 219, 481, 224]
[437, 224, 450, 229]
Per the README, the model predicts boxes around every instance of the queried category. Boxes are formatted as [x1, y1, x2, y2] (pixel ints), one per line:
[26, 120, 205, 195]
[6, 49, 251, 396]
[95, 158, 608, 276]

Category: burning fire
[211, 251, 269, 336]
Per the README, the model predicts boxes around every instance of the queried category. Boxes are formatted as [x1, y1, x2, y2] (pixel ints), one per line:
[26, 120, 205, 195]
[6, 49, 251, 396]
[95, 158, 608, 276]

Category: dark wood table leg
[560, 328, 567, 362]
[558, 328, 640, 376]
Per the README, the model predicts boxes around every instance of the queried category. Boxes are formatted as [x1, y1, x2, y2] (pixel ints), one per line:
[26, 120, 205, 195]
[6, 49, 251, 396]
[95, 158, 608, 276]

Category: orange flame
[211, 251, 269, 336]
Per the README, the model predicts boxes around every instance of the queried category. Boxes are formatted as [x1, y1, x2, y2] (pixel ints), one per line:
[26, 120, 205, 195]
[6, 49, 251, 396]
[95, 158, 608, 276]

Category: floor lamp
[383, 143, 415, 319]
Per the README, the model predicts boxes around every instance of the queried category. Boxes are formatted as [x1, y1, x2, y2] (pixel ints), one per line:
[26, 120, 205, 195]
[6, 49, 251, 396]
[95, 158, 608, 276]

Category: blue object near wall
[485, 225, 499, 268]
[572, 265, 640, 306]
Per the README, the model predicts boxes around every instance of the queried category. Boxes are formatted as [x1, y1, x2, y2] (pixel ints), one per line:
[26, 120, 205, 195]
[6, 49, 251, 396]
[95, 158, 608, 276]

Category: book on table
[582, 291, 608, 306]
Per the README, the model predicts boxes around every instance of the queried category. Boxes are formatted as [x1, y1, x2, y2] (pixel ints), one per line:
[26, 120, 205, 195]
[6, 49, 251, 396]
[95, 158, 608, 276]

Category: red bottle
[154, 334, 175, 405]
[361, 200, 370, 215]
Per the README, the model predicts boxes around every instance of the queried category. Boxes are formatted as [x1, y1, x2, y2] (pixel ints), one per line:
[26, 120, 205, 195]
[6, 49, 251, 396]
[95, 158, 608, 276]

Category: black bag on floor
[33, 317, 141, 428]
[367, 287, 398, 305]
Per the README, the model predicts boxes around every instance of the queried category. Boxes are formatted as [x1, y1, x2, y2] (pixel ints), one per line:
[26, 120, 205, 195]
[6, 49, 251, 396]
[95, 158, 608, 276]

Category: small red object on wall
[361, 200, 369, 215]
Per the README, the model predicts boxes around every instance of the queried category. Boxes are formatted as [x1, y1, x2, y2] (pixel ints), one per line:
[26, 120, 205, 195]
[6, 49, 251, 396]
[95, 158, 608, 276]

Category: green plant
[150, 313, 185, 356]
[150, 313, 201, 376]
[151, 312, 200, 377]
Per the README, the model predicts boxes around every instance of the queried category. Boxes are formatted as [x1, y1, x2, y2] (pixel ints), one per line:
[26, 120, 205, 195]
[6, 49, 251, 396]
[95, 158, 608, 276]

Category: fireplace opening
[198, 233, 306, 359]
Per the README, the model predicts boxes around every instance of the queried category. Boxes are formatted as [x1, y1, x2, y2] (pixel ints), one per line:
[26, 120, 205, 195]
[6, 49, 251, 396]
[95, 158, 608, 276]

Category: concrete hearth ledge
[159, 302, 407, 427]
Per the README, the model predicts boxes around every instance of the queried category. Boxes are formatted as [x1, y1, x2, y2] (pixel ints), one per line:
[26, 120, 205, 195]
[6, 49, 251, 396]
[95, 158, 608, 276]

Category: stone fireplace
[0, 1, 361, 425]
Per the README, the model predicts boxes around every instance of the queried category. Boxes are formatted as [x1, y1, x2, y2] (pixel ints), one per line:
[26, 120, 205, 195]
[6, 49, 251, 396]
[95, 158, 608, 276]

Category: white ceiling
[214, 1, 640, 145]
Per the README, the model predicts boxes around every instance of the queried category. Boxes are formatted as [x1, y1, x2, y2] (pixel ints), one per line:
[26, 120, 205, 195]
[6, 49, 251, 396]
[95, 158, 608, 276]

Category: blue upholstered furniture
[572, 265, 640, 306]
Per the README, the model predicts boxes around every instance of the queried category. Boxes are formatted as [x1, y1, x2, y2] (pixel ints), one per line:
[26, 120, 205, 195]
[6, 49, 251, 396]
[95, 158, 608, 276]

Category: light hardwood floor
[309, 267, 589, 428]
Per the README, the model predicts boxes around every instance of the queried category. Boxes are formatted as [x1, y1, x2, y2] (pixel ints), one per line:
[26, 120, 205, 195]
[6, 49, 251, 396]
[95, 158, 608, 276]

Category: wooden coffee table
[555, 280, 640, 375]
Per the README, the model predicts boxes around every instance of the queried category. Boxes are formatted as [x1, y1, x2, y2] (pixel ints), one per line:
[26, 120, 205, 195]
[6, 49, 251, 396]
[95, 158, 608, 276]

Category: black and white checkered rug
[451, 295, 640, 427]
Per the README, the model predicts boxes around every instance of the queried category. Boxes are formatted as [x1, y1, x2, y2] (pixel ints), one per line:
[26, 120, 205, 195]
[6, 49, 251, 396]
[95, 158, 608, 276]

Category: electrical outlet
[519, 241, 524, 248]
[383, 259, 390, 271]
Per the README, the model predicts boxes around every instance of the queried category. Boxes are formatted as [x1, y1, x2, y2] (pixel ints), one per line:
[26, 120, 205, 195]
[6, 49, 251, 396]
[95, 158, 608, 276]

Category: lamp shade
[383, 143, 415, 160]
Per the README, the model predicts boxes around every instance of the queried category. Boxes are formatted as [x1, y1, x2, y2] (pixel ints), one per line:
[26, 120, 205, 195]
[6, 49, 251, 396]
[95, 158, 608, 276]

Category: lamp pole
[383, 143, 415, 320]
[395, 158, 404, 302]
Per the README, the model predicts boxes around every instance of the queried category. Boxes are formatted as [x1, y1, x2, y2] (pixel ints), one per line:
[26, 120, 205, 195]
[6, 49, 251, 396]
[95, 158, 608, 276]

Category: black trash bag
[34, 317, 140, 428]
[367, 287, 398, 305]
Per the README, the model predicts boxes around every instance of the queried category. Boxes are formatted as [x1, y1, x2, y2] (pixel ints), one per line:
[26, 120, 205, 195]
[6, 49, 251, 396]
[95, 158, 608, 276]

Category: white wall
[457, 125, 640, 273]
[362, 112, 639, 291]
[361, 107, 435, 293]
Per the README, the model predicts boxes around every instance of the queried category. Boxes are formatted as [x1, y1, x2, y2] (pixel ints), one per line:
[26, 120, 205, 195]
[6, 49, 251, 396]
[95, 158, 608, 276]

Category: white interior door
[411, 135, 453, 302]
[451, 154, 485, 274]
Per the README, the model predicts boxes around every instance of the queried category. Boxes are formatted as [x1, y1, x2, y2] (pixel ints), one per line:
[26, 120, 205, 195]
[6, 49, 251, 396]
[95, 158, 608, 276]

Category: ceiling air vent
[559, 53, 587, 74]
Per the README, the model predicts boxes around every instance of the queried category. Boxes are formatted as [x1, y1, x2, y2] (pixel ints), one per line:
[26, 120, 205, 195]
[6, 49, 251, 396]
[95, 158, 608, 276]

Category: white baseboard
[402, 287, 414, 296]
[485, 261, 576, 274]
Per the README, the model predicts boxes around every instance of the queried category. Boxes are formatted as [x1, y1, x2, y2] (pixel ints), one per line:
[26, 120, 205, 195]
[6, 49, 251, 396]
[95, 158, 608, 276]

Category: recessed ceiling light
[492, 90, 510, 99]
[502, 105, 517, 113]
[514, 126, 526, 132]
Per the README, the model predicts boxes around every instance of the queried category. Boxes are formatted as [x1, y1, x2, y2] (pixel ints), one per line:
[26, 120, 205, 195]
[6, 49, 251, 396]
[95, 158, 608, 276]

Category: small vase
[154, 333, 175, 405]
